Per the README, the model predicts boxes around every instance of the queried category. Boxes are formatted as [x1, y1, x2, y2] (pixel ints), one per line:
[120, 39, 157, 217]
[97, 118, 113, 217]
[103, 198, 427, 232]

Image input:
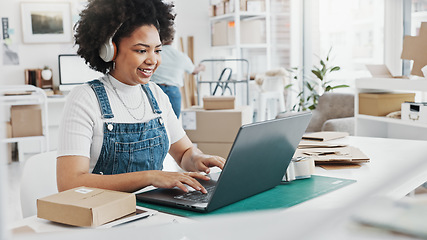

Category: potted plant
[286, 47, 349, 111]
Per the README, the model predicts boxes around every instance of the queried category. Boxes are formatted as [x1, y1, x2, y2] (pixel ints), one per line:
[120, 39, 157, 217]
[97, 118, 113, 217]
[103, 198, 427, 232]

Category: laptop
[136, 112, 312, 213]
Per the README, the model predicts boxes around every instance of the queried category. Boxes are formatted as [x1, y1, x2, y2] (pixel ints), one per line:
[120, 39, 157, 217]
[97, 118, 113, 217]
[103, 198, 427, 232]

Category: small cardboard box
[212, 21, 228, 46]
[11, 105, 43, 138]
[240, 19, 265, 44]
[401, 102, 427, 123]
[182, 106, 253, 143]
[203, 96, 235, 110]
[240, 0, 247, 11]
[195, 142, 233, 159]
[246, 0, 265, 12]
[5, 121, 12, 138]
[358, 93, 415, 116]
[37, 187, 136, 227]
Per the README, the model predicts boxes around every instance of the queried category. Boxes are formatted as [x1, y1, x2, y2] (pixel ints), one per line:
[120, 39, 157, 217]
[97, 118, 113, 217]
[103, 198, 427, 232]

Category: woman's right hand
[149, 171, 211, 194]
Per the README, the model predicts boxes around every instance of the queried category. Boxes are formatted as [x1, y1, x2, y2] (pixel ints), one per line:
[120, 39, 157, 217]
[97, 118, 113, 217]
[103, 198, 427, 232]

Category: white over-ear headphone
[99, 37, 116, 62]
[99, 22, 123, 62]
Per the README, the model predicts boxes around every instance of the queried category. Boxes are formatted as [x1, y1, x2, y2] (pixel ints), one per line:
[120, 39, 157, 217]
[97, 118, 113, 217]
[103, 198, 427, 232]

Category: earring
[112, 61, 116, 70]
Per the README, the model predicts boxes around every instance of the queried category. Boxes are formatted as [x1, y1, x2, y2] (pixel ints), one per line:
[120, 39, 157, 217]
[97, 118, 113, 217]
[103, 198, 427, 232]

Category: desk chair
[276, 92, 354, 134]
[20, 151, 58, 218]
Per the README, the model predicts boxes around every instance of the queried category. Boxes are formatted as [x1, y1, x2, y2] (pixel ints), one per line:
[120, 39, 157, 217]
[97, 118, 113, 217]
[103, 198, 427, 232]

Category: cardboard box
[203, 96, 235, 110]
[240, 19, 265, 44]
[208, 5, 216, 17]
[215, 2, 226, 16]
[5, 121, 12, 138]
[195, 142, 233, 159]
[7, 143, 13, 164]
[37, 187, 136, 227]
[401, 22, 427, 77]
[401, 102, 427, 123]
[246, 0, 265, 12]
[358, 93, 415, 116]
[240, 0, 247, 11]
[182, 106, 253, 143]
[11, 105, 43, 138]
[212, 21, 228, 46]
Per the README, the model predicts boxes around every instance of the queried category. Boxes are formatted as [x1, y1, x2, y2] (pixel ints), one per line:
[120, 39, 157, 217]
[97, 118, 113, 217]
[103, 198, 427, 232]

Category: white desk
[10, 136, 427, 240]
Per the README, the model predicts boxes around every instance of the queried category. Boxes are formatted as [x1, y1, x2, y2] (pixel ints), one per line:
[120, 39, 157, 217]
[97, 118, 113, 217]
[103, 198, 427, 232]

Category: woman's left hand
[170, 135, 226, 174]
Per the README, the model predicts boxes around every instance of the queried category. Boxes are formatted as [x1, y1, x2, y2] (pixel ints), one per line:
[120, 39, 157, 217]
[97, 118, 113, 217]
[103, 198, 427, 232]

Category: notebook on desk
[136, 112, 312, 213]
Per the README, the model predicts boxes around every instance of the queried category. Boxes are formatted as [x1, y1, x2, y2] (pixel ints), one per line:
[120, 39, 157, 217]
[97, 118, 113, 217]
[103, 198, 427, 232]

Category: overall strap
[141, 84, 162, 114]
[87, 80, 114, 119]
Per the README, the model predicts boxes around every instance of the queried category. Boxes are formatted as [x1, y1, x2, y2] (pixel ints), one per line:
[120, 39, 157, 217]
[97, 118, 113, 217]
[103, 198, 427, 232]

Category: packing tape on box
[282, 157, 315, 182]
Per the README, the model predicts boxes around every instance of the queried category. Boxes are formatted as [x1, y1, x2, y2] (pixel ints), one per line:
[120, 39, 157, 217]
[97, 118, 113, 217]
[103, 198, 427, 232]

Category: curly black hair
[74, 0, 175, 73]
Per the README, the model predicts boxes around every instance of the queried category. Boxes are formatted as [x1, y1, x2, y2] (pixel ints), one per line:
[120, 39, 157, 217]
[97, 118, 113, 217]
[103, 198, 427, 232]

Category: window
[303, 0, 385, 87]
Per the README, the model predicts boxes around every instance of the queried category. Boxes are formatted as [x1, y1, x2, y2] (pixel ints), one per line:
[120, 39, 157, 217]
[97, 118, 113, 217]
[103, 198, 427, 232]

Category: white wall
[0, 0, 210, 88]
[0, 0, 80, 87]
[174, 0, 211, 65]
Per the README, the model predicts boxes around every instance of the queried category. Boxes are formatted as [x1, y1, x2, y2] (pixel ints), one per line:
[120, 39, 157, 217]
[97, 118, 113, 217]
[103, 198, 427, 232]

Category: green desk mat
[137, 175, 355, 218]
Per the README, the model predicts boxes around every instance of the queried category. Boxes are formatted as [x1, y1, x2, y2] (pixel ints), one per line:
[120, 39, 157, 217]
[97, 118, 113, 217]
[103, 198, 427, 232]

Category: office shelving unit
[354, 77, 427, 140]
[1, 85, 49, 161]
[209, 0, 271, 72]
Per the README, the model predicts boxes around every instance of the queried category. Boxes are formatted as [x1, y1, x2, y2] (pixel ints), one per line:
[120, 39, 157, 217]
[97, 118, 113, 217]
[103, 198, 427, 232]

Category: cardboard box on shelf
[225, 0, 235, 14]
[401, 102, 427, 123]
[212, 21, 228, 46]
[182, 106, 253, 143]
[195, 142, 233, 159]
[10, 105, 43, 138]
[358, 93, 415, 116]
[240, 19, 265, 44]
[5, 121, 12, 138]
[37, 187, 136, 227]
[203, 96, 235, 110]
[208, 5, 216, 17]
[240, 0, 247, 11]
[246, 0, 265, 12]
[7, 143, 12, 164]
[215, 2, 226, 16]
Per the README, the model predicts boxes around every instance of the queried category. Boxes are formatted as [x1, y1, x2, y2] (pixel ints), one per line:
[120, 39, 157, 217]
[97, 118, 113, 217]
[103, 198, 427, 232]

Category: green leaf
[312, 70, 323, 80]
[330, 84, 350, 89]
[320, 60, 325, 67]
[330, 66, 340, 72]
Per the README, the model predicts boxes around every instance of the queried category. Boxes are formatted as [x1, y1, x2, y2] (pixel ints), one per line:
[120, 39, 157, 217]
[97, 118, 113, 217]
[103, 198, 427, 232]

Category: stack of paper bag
[297, 131, 370, 169]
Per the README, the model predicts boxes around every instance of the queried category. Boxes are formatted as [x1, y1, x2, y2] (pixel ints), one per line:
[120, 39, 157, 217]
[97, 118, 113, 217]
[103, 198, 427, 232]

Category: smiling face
[110, 24, 162, 85]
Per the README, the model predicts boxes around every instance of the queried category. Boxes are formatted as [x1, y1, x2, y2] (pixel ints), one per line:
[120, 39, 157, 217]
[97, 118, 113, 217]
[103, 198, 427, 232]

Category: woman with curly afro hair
[57, 0, 225, 194]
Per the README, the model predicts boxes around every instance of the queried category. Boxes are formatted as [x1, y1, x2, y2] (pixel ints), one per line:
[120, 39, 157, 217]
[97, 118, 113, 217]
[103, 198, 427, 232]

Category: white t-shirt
[57, 74, 186, 170]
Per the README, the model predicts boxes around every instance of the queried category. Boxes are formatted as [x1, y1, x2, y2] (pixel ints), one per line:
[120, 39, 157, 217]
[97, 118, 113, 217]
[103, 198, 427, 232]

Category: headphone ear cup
[99, 37, 115, 62]
[112, 42, 117, 61]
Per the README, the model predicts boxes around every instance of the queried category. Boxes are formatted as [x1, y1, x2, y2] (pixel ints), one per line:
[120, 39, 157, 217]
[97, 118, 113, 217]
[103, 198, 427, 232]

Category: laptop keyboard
[174, 186, 216, 203]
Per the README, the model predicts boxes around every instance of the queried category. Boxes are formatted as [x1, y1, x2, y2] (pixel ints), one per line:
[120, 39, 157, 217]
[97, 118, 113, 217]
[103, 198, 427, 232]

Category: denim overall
[87, 80, 169, 175]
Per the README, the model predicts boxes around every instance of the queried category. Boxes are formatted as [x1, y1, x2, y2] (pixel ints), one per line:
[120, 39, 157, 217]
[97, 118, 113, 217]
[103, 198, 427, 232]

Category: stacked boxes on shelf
[212, 19, 266, 46]
[10, 105, 43, 138]
[182, 100, 252, 159]
[210, 0, 265, 17]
